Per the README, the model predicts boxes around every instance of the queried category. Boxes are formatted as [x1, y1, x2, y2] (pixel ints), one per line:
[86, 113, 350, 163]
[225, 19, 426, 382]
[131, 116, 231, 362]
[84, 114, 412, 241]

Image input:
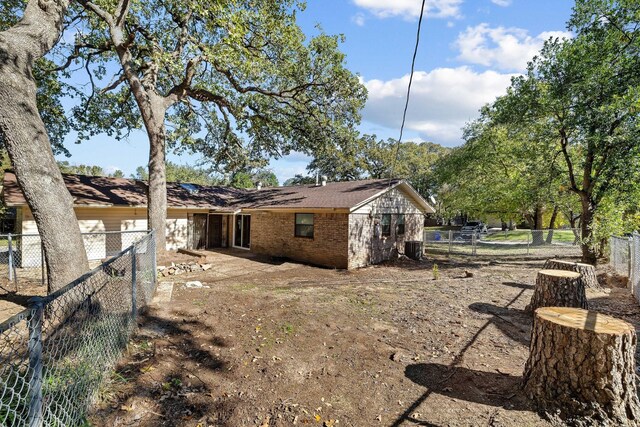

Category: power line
[388, 0, 427, 183]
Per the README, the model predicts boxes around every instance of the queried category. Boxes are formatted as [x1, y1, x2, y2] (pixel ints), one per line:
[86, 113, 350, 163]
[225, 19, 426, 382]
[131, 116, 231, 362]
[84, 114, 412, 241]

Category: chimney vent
[256, 182, 263, 190]
[321, 175, 327, 186]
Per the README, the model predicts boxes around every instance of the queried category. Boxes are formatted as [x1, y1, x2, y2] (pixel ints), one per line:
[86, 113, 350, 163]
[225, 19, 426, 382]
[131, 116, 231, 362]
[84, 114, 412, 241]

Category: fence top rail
[0, 307, 31, 333]
[0, 230, 153, 239]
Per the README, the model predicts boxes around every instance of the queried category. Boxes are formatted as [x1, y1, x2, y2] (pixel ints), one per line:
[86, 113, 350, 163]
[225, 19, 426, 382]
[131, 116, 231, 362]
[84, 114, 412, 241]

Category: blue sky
[55, 0, 575, 183]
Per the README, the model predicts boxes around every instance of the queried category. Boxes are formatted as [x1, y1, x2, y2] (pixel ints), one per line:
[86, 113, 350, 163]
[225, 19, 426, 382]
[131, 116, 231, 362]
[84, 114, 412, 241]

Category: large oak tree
[0, 0, 89, 291]
[63, 0, 366, 253]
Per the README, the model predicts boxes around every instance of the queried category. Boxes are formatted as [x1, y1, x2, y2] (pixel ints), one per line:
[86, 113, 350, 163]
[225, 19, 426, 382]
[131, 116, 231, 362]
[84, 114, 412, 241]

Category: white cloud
[454, 24, 572, 72]
[269, 153, 312, 184]
[353, 0, 463, 20]
[362, 67, 517, 145]
[104, 165, 123, 175]
[490, 0, 512, 6]
[351, 13, 366, 26]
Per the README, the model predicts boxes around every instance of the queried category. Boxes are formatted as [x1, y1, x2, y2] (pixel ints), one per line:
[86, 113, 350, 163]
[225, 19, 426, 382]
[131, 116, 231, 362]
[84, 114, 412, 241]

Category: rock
[391, 352, 404, 362]
[201, 263, 213, 271]
[185, 281, 206, 288]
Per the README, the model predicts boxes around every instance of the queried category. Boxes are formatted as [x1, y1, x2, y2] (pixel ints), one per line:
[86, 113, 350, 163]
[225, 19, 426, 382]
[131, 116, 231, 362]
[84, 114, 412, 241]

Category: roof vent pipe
[315, 172, 319, 186]
[256, 182, 262, 190]
[321, 175, 327, 186]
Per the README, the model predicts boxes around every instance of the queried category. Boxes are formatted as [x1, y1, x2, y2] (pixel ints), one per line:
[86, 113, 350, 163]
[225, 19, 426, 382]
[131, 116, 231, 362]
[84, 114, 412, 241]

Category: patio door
[234, 214, 251, 249]
[207, 214, 223, 248]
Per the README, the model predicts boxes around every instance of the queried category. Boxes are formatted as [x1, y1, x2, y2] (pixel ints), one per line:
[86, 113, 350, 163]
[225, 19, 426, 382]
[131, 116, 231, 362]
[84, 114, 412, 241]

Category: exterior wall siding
[250, 211, 349, 269]
[19, 206, 208, 265]
[351, 188, 424, 215]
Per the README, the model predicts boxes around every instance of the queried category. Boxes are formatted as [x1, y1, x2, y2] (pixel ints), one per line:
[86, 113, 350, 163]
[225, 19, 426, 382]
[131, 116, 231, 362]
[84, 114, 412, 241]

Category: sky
[55, 0, 575, 184]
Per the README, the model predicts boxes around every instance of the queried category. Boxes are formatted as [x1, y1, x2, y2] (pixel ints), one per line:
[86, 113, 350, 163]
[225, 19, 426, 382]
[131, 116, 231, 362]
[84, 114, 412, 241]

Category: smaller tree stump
[525, 269, 587, 313]
[543, 259, 601, 290]
[523, 307, 640, 425]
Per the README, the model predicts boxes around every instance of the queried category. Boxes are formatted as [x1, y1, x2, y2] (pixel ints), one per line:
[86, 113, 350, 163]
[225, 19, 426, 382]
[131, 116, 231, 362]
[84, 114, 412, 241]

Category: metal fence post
[472, 232, 477, 256]
[131, 246, 137, 321]
[527, 232, 530, 256]
[448, 230, 452, 255]
[151, 230, 157, 288]
[40, 242, 45, 287]
[27, 297, 44, 427]
[630, 234, 636, 292]
[8, 233, 13, 282]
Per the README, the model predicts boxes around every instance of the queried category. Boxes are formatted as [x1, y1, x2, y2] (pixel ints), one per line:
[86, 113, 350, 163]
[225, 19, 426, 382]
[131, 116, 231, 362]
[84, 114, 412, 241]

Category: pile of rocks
[158, 261, 213, 277]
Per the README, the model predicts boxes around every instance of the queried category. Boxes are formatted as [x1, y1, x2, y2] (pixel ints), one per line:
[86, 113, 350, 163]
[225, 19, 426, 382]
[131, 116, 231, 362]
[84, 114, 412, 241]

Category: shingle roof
[237, 179, 404, 210]
[2, 171, 433, 213]
[2, 171, 246, 210]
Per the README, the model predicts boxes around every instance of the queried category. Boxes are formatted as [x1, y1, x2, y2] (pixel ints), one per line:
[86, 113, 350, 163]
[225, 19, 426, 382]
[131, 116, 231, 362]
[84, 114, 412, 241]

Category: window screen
[295, 213, 314, 238]
[381, 214, 391, 237]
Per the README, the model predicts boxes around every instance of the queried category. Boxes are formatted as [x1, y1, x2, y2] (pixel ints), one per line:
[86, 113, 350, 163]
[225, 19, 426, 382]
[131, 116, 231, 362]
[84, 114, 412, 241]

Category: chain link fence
[0, 230, 150, 295]
[0, 231, 156, 426]
[610, 235, 631, 277]
[609, 233, 640, 302]
[424, 228, 582, 258]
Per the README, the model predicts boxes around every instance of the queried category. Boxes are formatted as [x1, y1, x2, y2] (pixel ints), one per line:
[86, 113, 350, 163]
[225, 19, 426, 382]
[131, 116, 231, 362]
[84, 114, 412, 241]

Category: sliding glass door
[234, 214, 251, 249]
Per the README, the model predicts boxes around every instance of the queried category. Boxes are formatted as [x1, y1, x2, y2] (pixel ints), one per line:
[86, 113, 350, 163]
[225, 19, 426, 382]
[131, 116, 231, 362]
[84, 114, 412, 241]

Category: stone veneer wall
[250, 211, 349, 269]
[348, 213, 424, 269]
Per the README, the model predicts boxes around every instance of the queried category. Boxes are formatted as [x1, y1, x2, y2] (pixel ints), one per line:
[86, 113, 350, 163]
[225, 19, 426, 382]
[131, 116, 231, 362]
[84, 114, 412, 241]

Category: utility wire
[388, 0, 427, 184]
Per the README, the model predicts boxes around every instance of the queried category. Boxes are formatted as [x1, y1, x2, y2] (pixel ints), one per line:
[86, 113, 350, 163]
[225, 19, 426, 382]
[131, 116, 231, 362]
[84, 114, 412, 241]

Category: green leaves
[436, 0, 640, 259]
[63, 0, 365, 175]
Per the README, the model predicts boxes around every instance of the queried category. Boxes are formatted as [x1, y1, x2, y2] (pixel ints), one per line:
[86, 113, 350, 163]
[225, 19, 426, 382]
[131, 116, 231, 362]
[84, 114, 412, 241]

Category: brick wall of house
[250, 211, 349, 268]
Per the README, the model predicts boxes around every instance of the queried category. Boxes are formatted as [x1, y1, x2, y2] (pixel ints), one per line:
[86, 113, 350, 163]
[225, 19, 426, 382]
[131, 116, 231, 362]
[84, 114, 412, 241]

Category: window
[295, 213, 314, 238]
[381, 214, 391, 237]
[397, 214, 405, 235]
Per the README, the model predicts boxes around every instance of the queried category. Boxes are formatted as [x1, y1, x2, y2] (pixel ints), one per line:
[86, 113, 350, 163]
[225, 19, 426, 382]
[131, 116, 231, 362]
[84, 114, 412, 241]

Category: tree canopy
[308, 134, 449, 197]
[59, 0, 366, 252]
[434, 0, 640, 262]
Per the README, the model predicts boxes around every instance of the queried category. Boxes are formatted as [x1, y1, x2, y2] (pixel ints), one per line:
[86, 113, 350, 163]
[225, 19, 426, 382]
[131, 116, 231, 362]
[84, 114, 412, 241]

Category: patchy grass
[87, 252, 639, 427]
[482, 229, 576, 243]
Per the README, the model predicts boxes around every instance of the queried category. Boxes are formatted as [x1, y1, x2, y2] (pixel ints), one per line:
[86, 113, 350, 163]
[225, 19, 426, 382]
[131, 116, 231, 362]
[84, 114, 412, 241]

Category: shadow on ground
[468, 302, 531, 346]
[405, 362, 527, 409]
[90, 309, 235, 426]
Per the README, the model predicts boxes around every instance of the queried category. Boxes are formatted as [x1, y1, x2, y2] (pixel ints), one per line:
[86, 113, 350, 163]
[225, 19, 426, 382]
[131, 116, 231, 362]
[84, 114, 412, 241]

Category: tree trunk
[523, 307, 640, 426]
[526, 269, 588, 313]
[545, 205, 559, 244]
[0, 0, 90, 292]
[543, 259, 601, 290]
[147, 119, 167, 255]
[531, 205, 545, 246]
[566, 210, 581, 245]
[580, 195, 597, 265]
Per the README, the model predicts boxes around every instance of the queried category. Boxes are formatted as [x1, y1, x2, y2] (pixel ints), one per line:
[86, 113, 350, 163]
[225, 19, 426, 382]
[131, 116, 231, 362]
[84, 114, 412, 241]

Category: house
[2, 171, 434, 269]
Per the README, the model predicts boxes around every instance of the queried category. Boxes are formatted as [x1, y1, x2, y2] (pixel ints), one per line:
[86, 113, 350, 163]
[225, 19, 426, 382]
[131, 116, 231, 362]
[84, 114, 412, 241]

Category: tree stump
[523, 307, 640, 425]
[543, 259, 601, 290]
[525, 269, 587, 313]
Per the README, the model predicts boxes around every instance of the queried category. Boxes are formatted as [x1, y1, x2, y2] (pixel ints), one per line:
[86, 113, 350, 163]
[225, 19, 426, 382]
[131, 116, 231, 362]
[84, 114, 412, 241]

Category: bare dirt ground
[45, 250, 640, 426]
